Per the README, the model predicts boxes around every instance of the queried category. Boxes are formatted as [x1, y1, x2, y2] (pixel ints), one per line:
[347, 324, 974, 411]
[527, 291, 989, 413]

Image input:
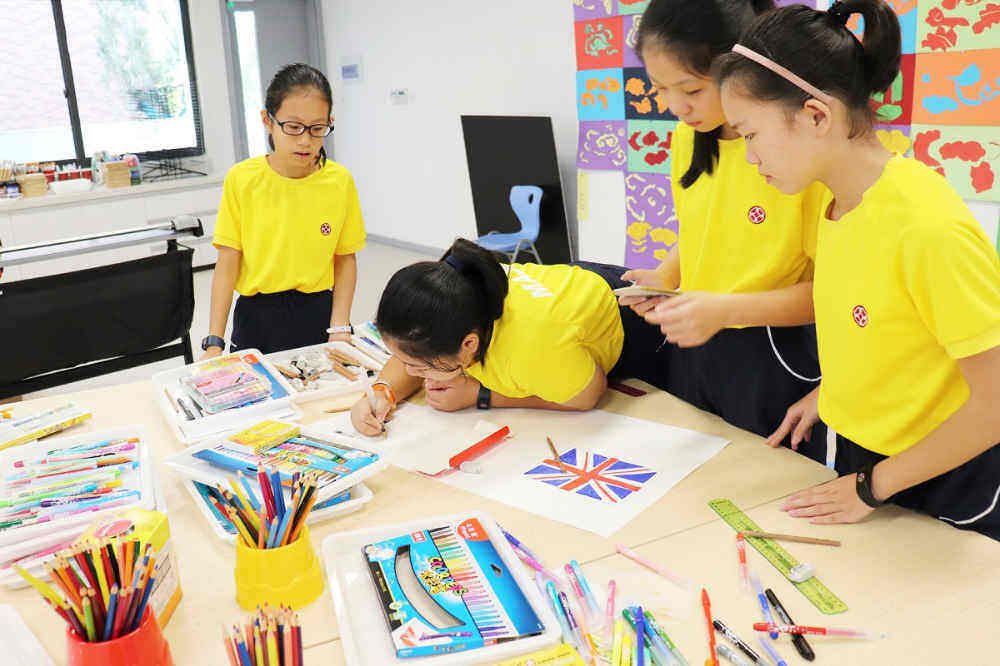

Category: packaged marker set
[364, 517, 546, 658]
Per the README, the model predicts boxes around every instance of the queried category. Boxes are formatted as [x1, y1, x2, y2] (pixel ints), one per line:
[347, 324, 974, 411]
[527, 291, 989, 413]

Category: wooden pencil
[546, 437, 570, 472]
[739, 531, 842, 547]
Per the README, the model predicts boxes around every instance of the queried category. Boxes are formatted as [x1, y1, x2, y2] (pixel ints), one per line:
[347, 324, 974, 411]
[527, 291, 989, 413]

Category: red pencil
[702, 588, 719, 666]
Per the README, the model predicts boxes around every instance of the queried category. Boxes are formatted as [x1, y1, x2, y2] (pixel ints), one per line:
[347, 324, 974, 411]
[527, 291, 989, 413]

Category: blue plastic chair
[476, 185, 543, 264]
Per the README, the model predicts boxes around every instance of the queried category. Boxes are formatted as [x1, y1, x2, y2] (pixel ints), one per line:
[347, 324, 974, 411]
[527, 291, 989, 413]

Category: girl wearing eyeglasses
[202, 63, 366, 357]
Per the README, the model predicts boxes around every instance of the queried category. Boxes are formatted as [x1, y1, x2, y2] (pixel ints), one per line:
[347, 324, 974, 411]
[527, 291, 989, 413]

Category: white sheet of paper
[0, 604, 56, 666]
[314, 405, 729, 538]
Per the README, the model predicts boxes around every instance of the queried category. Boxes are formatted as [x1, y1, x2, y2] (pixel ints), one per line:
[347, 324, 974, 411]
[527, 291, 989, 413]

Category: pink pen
[615, 544, 694, 589]
[512, 544, 560, 583]
[604, 580, 616, 645]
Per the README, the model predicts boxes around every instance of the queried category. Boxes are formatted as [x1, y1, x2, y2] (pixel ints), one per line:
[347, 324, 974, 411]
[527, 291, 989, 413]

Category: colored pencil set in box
[0, 436, 143, 533]
[14, 536, 160, 642]
[223, 604, 304, 666]
[180, 356, 273, 415]
[210, 467, 320, 549]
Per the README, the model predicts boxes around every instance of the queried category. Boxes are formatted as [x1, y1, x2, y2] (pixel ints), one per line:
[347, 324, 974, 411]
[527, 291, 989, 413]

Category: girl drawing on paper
[716, 0, 1000, 539]
[349, 239, 684, 435]
[616, 0, 834, 461]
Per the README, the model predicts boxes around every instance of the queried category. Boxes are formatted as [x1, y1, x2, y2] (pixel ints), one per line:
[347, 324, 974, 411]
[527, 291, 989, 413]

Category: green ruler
[709, 498, 848, 615]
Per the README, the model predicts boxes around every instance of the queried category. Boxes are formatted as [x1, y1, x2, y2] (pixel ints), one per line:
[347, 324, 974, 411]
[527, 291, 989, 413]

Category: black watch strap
[201, 334, 226, 351]
[855, 463, 885, 508]
[476, 385, 492, 410]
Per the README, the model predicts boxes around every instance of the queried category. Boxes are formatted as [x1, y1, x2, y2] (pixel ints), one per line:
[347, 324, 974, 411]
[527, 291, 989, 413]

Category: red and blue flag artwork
[524, 448, 656, 502]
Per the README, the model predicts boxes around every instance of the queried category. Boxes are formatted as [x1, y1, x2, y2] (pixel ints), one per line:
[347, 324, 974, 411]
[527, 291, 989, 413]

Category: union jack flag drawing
[524, 448, 657, 502]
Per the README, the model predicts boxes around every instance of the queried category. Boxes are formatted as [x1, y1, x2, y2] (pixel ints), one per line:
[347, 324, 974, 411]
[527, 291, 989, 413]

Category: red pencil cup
[66, 609, 174, 666]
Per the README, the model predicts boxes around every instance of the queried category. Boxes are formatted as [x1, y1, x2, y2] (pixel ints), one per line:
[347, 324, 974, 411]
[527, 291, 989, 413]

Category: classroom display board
[572, 0, 1000, 269]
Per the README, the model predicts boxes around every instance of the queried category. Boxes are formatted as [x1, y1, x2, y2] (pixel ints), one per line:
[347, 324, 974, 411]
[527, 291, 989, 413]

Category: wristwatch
[476, 385, 492, 410]
[201, 335, 226, 351]
[326, 324, 354, 335]
[855, 463, 886, 508]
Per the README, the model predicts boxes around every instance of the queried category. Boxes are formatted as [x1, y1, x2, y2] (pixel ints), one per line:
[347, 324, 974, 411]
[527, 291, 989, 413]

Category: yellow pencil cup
[234, 525, 324, 610]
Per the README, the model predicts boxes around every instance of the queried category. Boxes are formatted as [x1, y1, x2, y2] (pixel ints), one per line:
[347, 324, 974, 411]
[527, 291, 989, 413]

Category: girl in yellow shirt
[349, 239, 678, 435]
[717, 0, 1000, 539]
[203, 64, 366, 357]
[617, 0, 830, 459]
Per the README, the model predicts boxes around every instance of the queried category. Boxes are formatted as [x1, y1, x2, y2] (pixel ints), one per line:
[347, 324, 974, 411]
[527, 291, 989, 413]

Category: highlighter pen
[750, 572, 778, 639]
[560, 590, 593, 662]
[613, 619, 625, 666]
[764, 589, 815, 662]
[621, 606, 673, 666]
[570, 560, 603, 622]
[636, 606, 645, 666]
[713, 619, 763, 665]
[644, 609, 689, 666]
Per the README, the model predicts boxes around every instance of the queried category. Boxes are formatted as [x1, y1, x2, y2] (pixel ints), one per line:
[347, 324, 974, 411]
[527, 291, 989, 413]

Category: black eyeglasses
[268, 114, 334, 138]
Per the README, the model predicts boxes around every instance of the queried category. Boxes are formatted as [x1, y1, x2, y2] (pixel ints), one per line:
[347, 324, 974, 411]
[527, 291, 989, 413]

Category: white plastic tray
[152, 349, 300, 445]
[0, 426, 156, 549]
[265, 341, 385, 404]
[162, 421, 388, 506]
[321, 511, 560, 666]
[183, 479, 374, 544]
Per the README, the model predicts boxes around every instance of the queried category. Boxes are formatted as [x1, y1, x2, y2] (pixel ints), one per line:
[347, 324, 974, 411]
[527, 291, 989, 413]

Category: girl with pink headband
[617, 0, 832, 461]
[716, 0, 1000, 539]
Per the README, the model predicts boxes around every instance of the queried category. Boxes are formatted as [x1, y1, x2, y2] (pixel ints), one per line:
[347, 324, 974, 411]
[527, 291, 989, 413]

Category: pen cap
[66, 609, 173, 666]
[234, 525, 324, 610]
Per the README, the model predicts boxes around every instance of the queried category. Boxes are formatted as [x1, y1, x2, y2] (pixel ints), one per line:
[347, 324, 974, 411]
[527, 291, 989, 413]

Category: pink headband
[731, 44, 835, 107]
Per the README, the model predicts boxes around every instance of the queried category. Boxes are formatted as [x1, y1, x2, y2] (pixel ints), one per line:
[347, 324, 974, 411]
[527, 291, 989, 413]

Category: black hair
[264, 63, 333, 167]
[635, 0, 775, 189]
[715, 1, 901, 137]
[375, 238, 509, 368]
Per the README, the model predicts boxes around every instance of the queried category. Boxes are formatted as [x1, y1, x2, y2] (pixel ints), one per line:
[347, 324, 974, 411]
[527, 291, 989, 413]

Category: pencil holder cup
[234, 525, 324, 610]
[66, 609, 174, 666]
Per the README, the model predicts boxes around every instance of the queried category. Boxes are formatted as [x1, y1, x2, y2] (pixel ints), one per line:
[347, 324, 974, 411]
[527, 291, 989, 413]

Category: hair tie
[827, 1, 851, 27]
[443, 255, 464, 271]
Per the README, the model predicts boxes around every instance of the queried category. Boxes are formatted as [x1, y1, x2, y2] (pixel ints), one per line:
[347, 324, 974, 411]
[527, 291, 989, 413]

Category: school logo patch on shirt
[320, 222, 331, 236]
[852, 305, 869, 328]
[748, 205, 766, 224]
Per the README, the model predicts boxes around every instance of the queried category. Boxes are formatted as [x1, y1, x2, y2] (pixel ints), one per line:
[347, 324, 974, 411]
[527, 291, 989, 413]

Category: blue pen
[546, 581, 576, 648]
[238, 475, 261, 511]
[750, 571, 779, 639]
[569, 560, 602, 620]
[559, 590, 593, 661]
[757, 635, 788, 666]
[636, 605, 646, 666]
[502, 528, 542, 563]
[235, 633, 253, 666]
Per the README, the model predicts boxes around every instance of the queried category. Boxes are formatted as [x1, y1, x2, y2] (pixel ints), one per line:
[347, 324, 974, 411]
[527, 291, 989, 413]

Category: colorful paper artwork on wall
[575, 1, 1000, 270]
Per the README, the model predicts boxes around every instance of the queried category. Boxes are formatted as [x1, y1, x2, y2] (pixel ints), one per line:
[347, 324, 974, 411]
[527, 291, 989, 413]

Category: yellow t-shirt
[671, 121, 827, 293]
[465, 263, 624, 404]
[815, 156, 1000, 456]
[213, 156, 367, 296]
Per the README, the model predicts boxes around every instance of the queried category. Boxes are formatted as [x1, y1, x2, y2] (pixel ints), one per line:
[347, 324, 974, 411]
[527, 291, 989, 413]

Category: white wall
[185, 0, 236, 175]
[323, 0, 578, 254]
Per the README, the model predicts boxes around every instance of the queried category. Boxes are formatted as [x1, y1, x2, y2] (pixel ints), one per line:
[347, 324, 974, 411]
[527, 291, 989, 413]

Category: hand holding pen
[350, 376, 395, 437]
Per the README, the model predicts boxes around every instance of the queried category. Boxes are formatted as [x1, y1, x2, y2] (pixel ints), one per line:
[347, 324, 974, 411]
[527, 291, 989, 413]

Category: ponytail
[375, 238, 509, 366]
[716, 1, 901, 136]
[636, 0, 775, 189]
